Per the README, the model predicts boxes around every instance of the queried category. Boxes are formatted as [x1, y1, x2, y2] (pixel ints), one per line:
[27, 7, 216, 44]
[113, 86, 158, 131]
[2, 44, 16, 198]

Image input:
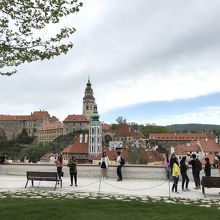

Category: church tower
[89, 104, 102, 156]
[83, 78, 95, 120]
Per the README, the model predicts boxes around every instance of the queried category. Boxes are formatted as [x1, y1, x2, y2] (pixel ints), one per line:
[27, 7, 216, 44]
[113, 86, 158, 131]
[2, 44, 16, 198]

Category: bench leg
[54, 181, 57, 190]
[31, 180, 34, 187]
[25, 180, 29, 188]
[60, 180, 62, 188]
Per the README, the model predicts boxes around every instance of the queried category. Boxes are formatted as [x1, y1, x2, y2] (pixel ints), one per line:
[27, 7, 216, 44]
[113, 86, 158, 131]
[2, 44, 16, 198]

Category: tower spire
[83, 78, 95, 120]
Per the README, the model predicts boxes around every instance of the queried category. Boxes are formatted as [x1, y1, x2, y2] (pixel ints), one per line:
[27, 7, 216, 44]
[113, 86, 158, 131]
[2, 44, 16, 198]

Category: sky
[1, 0, 220, 126]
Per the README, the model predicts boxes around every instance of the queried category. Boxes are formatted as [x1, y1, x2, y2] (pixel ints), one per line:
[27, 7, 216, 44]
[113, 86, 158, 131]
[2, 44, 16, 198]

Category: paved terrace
[0, 164, 219, 201]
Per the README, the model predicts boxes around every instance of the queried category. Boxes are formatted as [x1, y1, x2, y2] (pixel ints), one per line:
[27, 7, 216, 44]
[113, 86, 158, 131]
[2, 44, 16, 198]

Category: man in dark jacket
[189, 154, 202, 189]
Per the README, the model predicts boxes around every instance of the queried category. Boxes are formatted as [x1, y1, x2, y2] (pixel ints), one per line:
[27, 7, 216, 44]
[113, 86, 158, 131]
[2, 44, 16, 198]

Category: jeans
[70, 172, 77, 185]
[117, 165, 122, 180]
[172, 176, 179, 192]
[57, 167, 62, 179]
[192, 171, 200, 187]
[181, 172, 189, 189]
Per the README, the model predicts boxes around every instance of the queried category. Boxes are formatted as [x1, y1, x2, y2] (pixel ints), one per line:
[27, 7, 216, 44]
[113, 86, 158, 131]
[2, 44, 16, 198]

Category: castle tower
[83, 78, 95, 120]
[89, 104, 102, 156]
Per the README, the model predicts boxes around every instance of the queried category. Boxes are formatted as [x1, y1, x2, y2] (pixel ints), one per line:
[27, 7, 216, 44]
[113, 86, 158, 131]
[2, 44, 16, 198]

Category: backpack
[120, 156, 125, 166]
[101, 161, 106, 169]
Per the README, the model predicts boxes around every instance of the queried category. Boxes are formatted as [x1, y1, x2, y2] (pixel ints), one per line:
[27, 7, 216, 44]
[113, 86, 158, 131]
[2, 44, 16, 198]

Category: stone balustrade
[0, 164, 219, 180]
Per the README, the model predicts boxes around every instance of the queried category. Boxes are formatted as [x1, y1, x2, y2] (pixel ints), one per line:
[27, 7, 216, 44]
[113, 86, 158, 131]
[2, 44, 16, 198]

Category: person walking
[67, 156, 77, 186]
[171, 157, 180, 193]
[100, 151, 109, 179]
[116, 151, 123, 181]
[189, 154, 202, 189]
[164, 153, 170, 180]
[55, 153, 63, 180]
[180, 156, 189, 191]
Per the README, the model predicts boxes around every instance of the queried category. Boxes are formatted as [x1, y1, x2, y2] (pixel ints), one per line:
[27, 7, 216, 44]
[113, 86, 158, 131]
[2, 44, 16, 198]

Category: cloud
[1, 0, 220, 124]
[143, 106, 220, 126]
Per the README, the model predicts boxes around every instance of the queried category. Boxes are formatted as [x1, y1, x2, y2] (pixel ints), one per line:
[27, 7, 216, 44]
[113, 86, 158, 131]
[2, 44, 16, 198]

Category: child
[204, 157, 211, 176]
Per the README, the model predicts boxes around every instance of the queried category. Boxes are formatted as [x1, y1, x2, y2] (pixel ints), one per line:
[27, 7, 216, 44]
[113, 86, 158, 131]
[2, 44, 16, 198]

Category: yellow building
[37, 122, 63, 145]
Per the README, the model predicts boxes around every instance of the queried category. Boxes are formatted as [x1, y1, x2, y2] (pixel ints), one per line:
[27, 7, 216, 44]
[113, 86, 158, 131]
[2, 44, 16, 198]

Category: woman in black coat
[67, 156, 78, 186]
[180, 156, 189, 191]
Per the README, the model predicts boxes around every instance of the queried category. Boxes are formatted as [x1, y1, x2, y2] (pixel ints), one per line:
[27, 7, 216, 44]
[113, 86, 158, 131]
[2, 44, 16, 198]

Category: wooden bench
[201, 176, 220, 198]
[25, 171, 62, 190]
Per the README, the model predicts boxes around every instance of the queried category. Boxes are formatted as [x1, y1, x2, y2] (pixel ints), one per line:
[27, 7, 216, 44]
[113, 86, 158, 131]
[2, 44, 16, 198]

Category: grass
[0, 197, 219, 220]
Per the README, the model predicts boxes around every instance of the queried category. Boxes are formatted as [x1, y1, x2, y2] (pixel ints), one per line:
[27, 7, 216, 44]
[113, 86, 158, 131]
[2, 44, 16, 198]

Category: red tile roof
[63, 114, 89, 122]
[115, 124, 145, 138]
[30, 111, 50, 120]
[38, 122, 63, 131]
[175, 142, 201, 155]
[40, 153, 57, 160]
[102, 123, 111, 131]
[0, 115, 30, 121]
[149, 133, 210, 141]
[199, 139, 220, 153]
[144, 150, 164, 163]
[0, 111, 53, 121]
[93, 147, 129, 161]
[62, 135, 89, 154]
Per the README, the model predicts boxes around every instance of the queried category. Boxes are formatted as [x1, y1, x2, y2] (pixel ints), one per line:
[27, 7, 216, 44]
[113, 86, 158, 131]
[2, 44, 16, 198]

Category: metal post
[98, 178, 102, 194]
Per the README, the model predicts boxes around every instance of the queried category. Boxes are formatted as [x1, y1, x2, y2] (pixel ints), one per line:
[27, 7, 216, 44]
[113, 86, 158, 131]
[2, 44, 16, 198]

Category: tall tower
[89, 105, 102, 156]
[83, 78, 95, 120]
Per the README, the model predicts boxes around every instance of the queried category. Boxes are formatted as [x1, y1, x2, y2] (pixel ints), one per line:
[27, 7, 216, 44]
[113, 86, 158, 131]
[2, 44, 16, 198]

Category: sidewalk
[0, 175, 219, 200]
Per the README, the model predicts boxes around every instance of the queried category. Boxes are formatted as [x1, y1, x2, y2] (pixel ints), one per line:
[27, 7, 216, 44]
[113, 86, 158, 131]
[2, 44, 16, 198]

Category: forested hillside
[166, 123, 220, 133]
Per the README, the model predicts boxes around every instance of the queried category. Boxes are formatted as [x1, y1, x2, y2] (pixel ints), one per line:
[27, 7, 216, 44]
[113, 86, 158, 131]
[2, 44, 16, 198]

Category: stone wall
[0, 164, 219, 180]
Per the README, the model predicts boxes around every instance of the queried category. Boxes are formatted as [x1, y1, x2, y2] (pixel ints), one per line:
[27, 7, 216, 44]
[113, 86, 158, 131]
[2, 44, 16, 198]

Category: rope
[1, 177, 169, 192]
[76, 179, 101, 188]
[101, 179, 168, 191]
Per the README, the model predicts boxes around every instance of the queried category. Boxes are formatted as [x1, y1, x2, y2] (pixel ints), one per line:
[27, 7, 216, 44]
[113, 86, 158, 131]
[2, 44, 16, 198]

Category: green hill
[166, 123, 220, 133]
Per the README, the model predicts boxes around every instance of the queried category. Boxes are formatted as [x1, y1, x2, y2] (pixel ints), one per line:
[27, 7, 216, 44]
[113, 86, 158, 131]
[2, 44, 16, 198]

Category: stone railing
[0, 164, 219, 180]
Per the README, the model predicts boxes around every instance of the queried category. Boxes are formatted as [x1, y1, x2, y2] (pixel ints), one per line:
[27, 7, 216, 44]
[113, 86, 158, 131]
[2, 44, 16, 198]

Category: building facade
[37, 122, 64, 145]
[89, 105, 102, 156]
[0, 111, 59, 140]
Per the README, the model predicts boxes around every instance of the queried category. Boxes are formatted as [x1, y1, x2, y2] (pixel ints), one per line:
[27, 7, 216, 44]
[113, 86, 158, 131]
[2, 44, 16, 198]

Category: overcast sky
[1, 0, 220, 126]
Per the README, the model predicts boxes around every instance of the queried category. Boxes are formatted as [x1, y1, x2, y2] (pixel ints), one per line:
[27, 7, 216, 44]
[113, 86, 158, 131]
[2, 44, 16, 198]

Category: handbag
[101, 161, 106, 168]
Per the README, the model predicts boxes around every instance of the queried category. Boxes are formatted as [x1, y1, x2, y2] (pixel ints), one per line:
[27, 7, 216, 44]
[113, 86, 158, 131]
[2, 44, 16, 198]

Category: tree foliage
[0, 0, 83, 76]
[20, 144, 50, 163]
[16, 128, 35, 144]
[128, 144, 148, 164]
[116, 116, 127, 125]
[139, 124, 170, 137]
